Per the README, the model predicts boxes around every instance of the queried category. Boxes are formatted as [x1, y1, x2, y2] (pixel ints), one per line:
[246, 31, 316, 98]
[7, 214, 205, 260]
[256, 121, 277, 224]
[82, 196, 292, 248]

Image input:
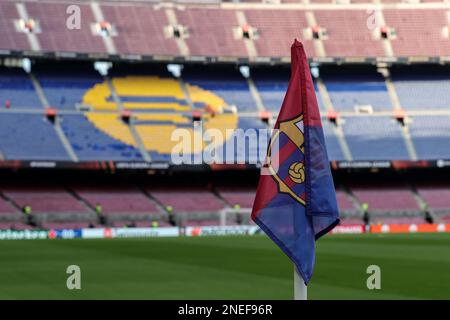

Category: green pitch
[0, 233, 449, 299]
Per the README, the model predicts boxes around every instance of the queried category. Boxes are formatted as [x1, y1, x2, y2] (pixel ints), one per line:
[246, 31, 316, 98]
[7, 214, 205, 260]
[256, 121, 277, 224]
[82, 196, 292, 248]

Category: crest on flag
[267, 115, 306, 206]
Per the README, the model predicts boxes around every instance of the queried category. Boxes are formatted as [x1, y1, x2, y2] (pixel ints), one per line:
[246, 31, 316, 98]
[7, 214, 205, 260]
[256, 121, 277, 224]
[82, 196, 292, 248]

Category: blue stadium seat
[0, 114, 69, 160]
[392, 68, 450, 110]
[409, 115, 450, 160]
[35, 66, 103, 110]
[252, 68, 325, 113]
[60, 114, 143, 161]
[183, 67, 257, 112]
[0, 68, 42, 109]
[341, 116, 410, 160]
[322, 69, 392, 112]
[322, 120, 346, 161]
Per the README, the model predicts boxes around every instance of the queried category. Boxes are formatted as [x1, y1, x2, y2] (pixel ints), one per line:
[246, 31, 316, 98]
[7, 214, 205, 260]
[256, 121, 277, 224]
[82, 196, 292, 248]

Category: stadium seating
[350, 183, 420, 213]
[391, 66, 450, 110]
[251, 67, 325, 112]
[218, 189, 255, 208]
[408, 116, 450, 160]
[251, 67, 289, 112]
[244, 9, 315, 58]
[0, 197, 20, 218]
[0, 183, 95, 224]
[25, 2, 105, 53]
[321, 68, 393, 112]
[2, 2, 450, 59]
[183, 66, 256, 112]
[416, 183, 450, 212]
[60, 114, 143, 161]
[72, 185, 160, 217]
[100, 4, 179, 55]
[0, 180, 441, 230]
[3, 62, 450, 163]
[149, 189, 225, 213]
[341, 116, 410, 160]
[0, 68, 41, 109]
[313, 10, 385, 57]
[112, 76, 191, 112]
[0, 113, 70, 160]
[35, 64, 104, 110]
[383, 9, 450, 57]
[175, 8, 248, 57]
[0, 2, 30, 51]
[322, 120, 346, 161]
[0, 185, 89, 215]
[336, 189, 356, 213]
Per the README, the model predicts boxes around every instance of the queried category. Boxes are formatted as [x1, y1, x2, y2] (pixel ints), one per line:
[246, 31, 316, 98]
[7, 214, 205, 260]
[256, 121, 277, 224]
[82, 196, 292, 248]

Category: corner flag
[251, 39, 340, 285]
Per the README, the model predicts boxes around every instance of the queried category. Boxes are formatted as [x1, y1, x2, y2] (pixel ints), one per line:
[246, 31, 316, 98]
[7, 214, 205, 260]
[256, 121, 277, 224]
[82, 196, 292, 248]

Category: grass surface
[0, 233, 449, 299]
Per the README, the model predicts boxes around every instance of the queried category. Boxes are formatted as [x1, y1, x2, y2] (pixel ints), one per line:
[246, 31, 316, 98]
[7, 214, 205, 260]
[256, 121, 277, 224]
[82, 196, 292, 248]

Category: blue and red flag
[251, 39, 339, 284]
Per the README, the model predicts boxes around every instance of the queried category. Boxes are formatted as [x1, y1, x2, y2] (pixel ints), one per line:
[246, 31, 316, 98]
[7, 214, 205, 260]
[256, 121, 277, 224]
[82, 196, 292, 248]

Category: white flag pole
[294, 266, 307, 300]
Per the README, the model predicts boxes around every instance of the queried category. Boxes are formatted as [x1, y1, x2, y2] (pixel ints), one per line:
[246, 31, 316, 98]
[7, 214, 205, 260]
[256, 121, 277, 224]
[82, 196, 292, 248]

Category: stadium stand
[383, 9, 450, 57]
[350, 183, 420, 213]
[351, 182, 426, 224]
[416, 183, 450, 213]
[2, 2, 450, 58]
[322, 119, 346, 161]
[335, 189, 356, 213]
[175, 8, 248, 57]
[218, 189, 255, 208]
[408, 115, 450, 160]
[0, 67, 41, 109]
[100, 3, 179, 55]
[183, 65, 256, 112]
[251, 67, 325, 112]
[0, 2, 30, 51]
[25, 2, 106, 53]
[1, 0, 450, 234]
[391, 66, 450, 110]
[243, 9, 315, 58]
[313, 9, 385, 57]
[251, 67, 287, 112]
[4, 60, 450, 164]
[60, 113, 143, 161]
[0, 196, 20, 219]
[34, 63, 104, 110]
[71, 185, 161, 218]
[321, 67, 393, 112]
[341, 116, 410, 160]
[149, 189, 225, 213]
[0, 113, 70, 160]
[0, 185, 89, 215]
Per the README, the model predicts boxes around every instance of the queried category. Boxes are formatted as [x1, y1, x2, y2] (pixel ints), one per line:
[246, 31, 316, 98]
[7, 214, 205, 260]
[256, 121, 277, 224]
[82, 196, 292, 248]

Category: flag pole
[294, 266, 307, 300]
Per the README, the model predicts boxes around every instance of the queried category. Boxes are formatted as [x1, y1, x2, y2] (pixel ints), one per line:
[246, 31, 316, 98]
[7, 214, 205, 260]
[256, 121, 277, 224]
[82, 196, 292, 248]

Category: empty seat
[0, 114, 70, 160]
[60, 114, 143, 161]
[0, 68, 41, 109]
[341, 116, 410, 160]
[408, 115, 450, 160]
